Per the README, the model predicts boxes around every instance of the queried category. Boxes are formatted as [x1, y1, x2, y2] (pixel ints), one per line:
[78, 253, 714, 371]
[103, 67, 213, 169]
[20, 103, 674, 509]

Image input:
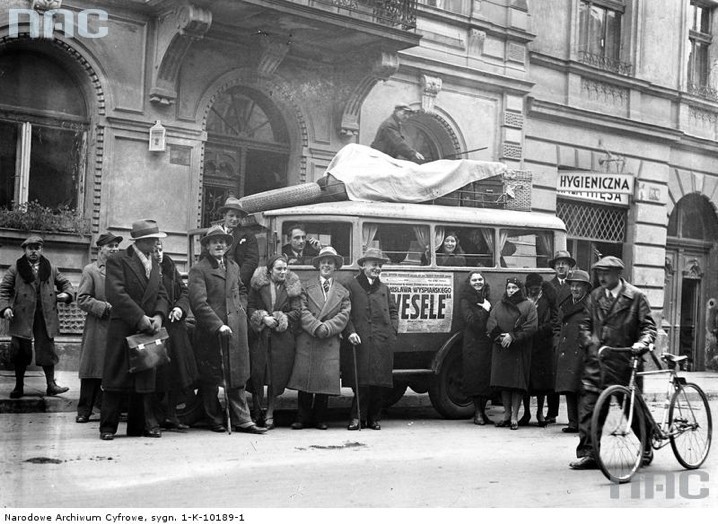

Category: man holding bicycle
[569, 256, 656, 470]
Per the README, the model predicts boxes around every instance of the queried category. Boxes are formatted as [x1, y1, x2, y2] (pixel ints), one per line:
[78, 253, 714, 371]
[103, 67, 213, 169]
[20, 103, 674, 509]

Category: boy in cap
[370, 103, 425, 163]
[75, 232, 123, 423]
[569, 256, 656, 469]
[217, 197, 258, 286]
[0, 235, 73, 398]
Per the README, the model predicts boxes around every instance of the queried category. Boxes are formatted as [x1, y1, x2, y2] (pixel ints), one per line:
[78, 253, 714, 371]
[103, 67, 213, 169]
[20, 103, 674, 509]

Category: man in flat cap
[0, 235, 73, 398]
[100, 220, 169, 440]
[75, 232, 122, 423]
[370, 103, 425, 163]
[569, 256, 656, 470]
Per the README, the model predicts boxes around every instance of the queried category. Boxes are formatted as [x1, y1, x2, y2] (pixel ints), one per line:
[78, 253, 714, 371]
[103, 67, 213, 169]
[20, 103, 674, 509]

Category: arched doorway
[201, 86, 290, 227]
[402, 112, 461, 161]
[0, 46, 89, 211]
[664, 193, 718, 370]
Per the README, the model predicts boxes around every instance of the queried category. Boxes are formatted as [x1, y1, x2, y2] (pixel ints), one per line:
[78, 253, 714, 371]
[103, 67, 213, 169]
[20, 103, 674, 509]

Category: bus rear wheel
[428, 343, 473, 419]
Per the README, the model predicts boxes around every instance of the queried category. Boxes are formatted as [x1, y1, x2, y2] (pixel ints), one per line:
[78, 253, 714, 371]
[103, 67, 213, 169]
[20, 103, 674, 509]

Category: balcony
[578, 51, 634, 76]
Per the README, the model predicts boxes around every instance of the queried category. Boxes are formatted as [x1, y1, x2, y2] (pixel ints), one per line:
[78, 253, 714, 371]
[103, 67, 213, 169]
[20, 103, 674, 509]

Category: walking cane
[218, 332, 232, 435]
[351, 341, 361, 431]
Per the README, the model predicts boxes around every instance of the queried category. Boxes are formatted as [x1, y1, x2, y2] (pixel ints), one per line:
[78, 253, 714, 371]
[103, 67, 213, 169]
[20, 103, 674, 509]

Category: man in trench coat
[189, 225, 266, 434]
[343, 248, 399, 430]
[0, 235, 73, 399]
[100, 220, 169, 440]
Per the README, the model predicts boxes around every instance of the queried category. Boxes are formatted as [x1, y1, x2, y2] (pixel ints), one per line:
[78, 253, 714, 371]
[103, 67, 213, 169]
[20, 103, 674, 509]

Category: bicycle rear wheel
[669, 383, 712, 469]
[592, 385, 646, 483]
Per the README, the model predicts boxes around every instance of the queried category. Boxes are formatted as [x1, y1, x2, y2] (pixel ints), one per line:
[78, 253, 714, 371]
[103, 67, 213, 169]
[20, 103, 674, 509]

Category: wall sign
[557, 172, 634, 206]
[382, 271, 454, 333]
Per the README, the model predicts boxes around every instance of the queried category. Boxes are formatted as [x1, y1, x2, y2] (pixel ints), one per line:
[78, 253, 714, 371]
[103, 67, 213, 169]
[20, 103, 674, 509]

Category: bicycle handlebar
[598, 345, 665, 370]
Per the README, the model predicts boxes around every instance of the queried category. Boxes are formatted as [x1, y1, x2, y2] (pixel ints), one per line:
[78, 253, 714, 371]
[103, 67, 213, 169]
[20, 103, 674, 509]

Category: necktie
[218, 258, 225, 270]
[323, 279, 330, 295]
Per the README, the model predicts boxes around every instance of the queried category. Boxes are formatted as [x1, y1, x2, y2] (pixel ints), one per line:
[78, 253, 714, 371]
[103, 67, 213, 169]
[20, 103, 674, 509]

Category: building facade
[1, 0, 717, 370]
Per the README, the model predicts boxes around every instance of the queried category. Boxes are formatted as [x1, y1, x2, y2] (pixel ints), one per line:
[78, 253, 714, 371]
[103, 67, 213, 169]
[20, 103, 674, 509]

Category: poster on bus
[381, 271, 454, 333]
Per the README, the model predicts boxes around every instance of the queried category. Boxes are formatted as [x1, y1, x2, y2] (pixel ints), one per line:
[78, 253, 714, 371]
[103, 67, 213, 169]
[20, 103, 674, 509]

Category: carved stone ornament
[338, 52, 400, 137]
[150, 4, 212, 105]
[469, 29, 486, 56]
[683, 258, 704, 279]
[31, 0, 62, 12]
[421, 75, 442, 114]
[255, 34, 290, 76]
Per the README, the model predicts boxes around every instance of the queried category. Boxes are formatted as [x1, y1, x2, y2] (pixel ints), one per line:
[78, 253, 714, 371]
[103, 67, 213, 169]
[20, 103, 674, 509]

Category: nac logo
[8, 8, 108, 39]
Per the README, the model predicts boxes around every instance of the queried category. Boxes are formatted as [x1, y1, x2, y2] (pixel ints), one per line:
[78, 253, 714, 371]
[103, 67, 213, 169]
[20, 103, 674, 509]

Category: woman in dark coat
[519, 273, 557, 427]
[459, 270, 493, 425]
[487, 277, 537, 430]
[287, 247, 351, 429]
[154, 241, 198, 429]
[247, 255, 302, 430]
[554, 269, 591, 433]
[436, 231, 467, 266]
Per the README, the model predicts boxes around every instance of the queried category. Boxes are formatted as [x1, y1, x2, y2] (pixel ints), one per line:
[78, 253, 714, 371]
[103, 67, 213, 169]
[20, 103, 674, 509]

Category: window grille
[557, 200, 626, 242]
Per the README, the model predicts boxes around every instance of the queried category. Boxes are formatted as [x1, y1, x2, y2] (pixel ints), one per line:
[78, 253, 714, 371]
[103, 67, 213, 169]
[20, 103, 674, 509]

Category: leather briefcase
[126, 327, 170, 373]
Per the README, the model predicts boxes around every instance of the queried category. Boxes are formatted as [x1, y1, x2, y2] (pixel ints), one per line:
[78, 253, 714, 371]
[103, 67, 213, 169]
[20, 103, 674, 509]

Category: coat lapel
[319, 280, 339, 318]
[140, 260, 162, 311]
[126, 247, 148, 286]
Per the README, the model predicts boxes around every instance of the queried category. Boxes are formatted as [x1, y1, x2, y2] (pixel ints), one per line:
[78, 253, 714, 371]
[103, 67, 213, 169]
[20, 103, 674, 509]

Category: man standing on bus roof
[370, 103, 425, 163]
[569, 255, 656, 470]
[343, 248, 399, 430]
[545, 250, 576, 424]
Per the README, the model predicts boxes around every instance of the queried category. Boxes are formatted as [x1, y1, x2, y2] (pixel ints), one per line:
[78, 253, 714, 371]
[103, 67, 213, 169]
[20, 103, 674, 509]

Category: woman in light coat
[287, 247, 351, 430]
[247, 254, 302, 429]
[75, 232, 122, 423]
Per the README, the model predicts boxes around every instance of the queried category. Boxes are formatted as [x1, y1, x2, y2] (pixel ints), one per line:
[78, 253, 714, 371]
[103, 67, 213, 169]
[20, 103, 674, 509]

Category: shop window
[280, 221, 352, 266]
[364, 222, 430, 266]
[578, 0, 632, 75]
[0, 50, 88, 210]
[431, 226, 495, 267]
[499, 229, 554, 268]
[687, 0, 716, 97]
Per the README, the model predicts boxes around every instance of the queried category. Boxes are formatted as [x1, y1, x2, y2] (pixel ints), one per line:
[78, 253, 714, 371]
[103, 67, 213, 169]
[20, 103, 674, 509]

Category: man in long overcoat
[569, 256, 656, 469]
[544, 249, 576, 423]
[218, 197, 258, 286]
[0, 235, 73, 399]
[287, 247, 350, 429]
[75, 231, 122, 423]
[100, 220, 169, 440]
[189, 225, 266, 434]
[342, 248, 399, 430]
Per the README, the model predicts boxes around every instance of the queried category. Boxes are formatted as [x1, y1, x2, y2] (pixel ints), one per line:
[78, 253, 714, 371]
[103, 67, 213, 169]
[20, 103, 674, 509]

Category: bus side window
[364, 223, 429, 266]
[281, 221, 352, 265]
[499, 229, 554, 268]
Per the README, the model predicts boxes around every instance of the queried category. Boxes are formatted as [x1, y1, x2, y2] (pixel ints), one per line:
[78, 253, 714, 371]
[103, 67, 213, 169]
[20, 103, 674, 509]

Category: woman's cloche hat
[312, 246, 344, 270]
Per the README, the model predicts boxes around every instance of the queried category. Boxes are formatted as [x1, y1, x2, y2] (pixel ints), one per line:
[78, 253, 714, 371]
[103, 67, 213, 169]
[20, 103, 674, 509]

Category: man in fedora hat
[543, 249, 577, 424]
[100, 219, 169, 440]
[0, 235, 73, 399]
[218, 197, 258, 286]
[75, 232, 123, 423]
[569, 256, 656, 470]
[189, 225, 266, 434]
[287, 246, 351, 430]
[370, 103, 425, 163]
[342, 248, 399, 430]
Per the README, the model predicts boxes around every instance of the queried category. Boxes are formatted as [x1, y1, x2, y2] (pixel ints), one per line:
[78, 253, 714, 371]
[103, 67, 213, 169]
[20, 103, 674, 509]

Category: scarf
[356, 271, 381, 293]
[16, 255, 51, 284]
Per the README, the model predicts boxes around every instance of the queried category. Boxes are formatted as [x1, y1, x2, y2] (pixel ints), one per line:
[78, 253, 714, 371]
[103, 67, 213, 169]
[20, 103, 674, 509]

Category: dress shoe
[536, 417, 547, 428]
[642, 449, 654, 466]
[75, 415, 90, 424]
[46, 382, 69, 396]
[367, 421, 381, 430]
[347, 419, 361, 431]
[495, 419, 511, 428]
[9, 386, 23, 399]
[264, 418, 275, 430]
[143, 428, 162, 438]
[545, 416, 557, 424]
[291, 422, 305, 430]
[473, 412, 486, 426]
[510, 421, 519, 431]
[517, 416, 530, 427]
[234, 424, 268, 435]
[562, 426, 579, 433]
[161, 419, 189, 430]
[315, 422, 328, 430]
[210, 424, 227, 433]
[569, 456, 598, 470]
[100, 433, 114, 441]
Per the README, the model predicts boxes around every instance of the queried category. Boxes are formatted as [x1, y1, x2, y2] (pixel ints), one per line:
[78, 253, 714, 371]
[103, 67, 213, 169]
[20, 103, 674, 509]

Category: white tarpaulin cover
[325, 144, 507, 202]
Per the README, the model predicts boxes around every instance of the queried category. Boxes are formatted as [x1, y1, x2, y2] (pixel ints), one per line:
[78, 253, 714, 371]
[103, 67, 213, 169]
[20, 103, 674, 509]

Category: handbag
[126, 327, 170, 373]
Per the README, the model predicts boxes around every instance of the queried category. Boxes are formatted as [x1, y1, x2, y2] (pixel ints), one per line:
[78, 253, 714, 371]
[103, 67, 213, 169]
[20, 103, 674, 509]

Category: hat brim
[200, 233, 234, 246]
[358, 256, 390, 266]
[97, 235, 123, 247]
[218, 205, 247, 216]
[549, 256, 576, 267]
[312, 254, 343, 269]
[132, 232, 167, 240]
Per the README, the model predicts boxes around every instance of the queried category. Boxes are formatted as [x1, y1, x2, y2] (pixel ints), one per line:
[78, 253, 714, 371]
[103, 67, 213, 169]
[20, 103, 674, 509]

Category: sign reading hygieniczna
[557, 172, 634, 206]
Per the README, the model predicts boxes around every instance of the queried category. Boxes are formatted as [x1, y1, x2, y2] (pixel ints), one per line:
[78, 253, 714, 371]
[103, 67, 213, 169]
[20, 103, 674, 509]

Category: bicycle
[591, 346, 712, 484]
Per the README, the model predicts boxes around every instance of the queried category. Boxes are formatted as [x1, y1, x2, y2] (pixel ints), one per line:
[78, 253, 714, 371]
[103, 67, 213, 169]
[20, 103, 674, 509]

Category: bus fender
[430, 330, 463, 374]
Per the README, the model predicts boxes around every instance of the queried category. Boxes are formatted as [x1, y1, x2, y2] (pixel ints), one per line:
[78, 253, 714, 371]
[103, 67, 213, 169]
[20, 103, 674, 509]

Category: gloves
[315, 324, 329, 339]
[631, 343, 648, 356]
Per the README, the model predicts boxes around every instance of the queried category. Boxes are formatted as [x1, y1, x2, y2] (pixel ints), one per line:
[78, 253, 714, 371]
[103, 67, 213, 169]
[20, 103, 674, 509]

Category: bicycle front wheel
[669, 382, 712, 469]
[592, 385, 646, 483]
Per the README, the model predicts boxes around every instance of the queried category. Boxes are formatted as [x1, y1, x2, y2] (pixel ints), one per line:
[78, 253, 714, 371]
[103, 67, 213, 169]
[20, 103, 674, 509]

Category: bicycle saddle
[662, 353, 688, 363]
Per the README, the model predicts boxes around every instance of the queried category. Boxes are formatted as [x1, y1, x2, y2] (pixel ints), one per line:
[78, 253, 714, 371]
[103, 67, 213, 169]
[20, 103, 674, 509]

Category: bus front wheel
[428, 344, 473, 419]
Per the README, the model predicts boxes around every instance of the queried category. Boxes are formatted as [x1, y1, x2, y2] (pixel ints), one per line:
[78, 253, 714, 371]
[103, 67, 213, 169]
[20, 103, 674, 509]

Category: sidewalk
[2, 368, 717, 414]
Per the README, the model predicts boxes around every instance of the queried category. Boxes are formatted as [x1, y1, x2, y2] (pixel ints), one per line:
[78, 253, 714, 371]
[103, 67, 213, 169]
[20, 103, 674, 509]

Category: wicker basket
[433, 170, 532, 211]
[239, 183, 323, 213]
